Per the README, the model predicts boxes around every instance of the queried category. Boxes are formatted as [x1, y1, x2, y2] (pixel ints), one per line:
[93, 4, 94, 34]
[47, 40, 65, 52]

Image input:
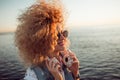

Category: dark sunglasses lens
[57, 33, 61, 39]
[57, 30, 68, 39]
[63, 30, 68, 37]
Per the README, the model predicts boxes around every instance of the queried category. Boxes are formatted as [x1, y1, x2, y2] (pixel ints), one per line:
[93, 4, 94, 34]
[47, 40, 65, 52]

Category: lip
[58, 41, 64, 46]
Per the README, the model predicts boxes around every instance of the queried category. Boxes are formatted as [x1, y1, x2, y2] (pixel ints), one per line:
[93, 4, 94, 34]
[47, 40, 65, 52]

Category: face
[54, 26, 68, 52]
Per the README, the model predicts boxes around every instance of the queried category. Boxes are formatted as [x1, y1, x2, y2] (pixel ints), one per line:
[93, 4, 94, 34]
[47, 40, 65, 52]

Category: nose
[60, 34, 65, 40]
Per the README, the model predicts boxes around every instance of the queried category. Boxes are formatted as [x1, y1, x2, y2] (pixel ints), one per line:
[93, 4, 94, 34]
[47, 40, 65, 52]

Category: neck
[53, 51, 60, 57]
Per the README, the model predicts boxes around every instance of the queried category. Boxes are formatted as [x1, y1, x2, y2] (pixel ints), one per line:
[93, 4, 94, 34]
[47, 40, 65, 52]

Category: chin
[59, 46, 66, 51]
[55, 45, 66, 52]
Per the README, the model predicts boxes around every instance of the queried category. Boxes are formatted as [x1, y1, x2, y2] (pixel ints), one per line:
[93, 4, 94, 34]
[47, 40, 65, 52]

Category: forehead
[56, 26, 63, 32]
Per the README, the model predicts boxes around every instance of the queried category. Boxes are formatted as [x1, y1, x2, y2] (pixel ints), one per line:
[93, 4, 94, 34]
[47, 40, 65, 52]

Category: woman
[15, 0, 80, 80]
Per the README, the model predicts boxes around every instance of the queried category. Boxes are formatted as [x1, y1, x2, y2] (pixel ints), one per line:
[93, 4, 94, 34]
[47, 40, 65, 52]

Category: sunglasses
[57, 30, 68, 39]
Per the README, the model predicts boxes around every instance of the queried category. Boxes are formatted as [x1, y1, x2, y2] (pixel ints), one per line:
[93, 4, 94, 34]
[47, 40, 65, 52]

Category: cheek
[55, 44, 66, 51]
[55, 44, 60, 50]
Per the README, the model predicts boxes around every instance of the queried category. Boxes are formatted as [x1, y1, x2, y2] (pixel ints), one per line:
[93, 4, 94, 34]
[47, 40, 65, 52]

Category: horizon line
[0, 24, 120, 33]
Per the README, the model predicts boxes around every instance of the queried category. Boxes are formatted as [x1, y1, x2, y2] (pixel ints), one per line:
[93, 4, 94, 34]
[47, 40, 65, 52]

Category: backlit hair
[15, 0, 65, 66]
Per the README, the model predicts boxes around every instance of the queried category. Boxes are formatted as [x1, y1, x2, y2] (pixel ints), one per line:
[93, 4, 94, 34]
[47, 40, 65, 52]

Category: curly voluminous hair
[15, 0, 65, 66]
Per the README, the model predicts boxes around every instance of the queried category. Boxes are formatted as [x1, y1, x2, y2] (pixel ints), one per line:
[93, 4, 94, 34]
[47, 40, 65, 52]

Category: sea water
[0, 25, 120, 80]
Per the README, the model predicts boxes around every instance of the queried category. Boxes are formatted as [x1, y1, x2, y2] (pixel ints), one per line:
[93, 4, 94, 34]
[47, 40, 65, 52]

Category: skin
[46, 26, 80, 80]
[63, 50, 80, 80]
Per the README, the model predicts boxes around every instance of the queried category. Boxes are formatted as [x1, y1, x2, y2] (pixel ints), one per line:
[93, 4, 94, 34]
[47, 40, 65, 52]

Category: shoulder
[24, 65, 53, 80]
[24, 67, 38, 80]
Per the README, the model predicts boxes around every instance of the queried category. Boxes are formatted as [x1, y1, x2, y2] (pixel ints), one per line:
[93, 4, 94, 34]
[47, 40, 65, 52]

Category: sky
[0, 0, 120, 32]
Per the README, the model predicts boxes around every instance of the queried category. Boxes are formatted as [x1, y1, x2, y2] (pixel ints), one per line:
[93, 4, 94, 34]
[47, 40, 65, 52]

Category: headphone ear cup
[63, 30, 68, 38]
[52, 57, 59, 64]
[65, 57, 68, 62]
[63, 54, 73, 67]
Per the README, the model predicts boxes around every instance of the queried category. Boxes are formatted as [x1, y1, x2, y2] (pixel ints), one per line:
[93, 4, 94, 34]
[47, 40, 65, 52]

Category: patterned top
[24, 68, 38, 80]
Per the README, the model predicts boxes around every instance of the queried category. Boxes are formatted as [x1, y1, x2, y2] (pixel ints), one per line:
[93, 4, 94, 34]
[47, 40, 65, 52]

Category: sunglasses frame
[57, 30, 68, 39]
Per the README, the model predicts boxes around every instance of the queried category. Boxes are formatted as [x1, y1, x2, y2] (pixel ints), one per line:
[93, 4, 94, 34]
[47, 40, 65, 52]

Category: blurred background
[0, 0, 120, 80]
